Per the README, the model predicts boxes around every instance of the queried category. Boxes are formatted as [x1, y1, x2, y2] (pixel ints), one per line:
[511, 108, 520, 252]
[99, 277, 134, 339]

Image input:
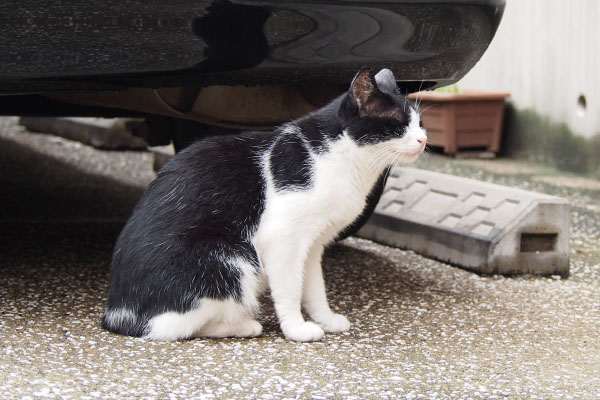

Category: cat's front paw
[318, 313, 351, 333]
[283, 321, 324, 342]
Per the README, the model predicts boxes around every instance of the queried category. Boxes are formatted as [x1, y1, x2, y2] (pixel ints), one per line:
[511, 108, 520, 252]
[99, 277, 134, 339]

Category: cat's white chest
[253, 134, 379, 255]
[310, 137, 375, 221]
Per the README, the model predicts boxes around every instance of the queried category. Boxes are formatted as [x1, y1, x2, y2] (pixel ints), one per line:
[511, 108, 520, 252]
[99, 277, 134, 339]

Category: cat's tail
[101, 307, 148, 338]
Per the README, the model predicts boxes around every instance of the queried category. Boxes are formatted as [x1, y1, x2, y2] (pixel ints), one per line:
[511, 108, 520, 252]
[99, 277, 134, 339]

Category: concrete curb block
[151, 146, 175, 172]
[20, 117, 148, 150]
[358, 167, 570, 276]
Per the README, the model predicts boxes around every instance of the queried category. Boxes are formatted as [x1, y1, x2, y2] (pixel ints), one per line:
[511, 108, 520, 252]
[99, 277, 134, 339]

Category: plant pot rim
[407, 91, 510, 102]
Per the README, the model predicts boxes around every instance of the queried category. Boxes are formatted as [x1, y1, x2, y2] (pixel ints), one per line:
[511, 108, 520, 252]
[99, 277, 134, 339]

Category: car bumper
[0, 0, 505, 93]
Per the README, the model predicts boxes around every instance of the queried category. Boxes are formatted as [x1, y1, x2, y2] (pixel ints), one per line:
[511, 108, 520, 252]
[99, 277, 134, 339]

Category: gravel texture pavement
[1, 117, 599, 399]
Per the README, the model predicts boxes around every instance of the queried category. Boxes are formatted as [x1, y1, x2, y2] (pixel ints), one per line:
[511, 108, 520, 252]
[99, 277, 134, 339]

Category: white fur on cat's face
[360, 103, 427, 171]
[370, 68, 427, 165]
[380, 107, 427, 164]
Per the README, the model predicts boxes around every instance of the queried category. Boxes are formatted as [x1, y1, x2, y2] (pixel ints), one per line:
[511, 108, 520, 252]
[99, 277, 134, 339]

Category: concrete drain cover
[358, 167, 570, 276]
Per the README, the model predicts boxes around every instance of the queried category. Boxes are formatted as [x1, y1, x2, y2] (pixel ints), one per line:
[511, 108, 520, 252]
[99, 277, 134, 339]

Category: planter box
[408, 91, 510, 155]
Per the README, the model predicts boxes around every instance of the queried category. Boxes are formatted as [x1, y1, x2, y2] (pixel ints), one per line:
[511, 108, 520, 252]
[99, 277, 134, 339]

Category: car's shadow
[0, 135, 144, 266]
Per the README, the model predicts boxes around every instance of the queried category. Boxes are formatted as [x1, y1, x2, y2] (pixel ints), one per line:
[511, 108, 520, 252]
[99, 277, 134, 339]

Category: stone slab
[151, 145, 175, 172]
[20, 117, 147, 150]
[358, 167, 570, 276]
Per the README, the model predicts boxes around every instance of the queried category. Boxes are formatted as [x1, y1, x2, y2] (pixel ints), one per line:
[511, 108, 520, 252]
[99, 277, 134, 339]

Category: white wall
[458, 0, 600, 138]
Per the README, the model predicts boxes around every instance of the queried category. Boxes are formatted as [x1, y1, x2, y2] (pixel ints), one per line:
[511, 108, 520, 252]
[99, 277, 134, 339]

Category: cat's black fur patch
[335, 167, 390, 241]
[349, 117, 407, 145]
[295, 98, 346, 152]
[270, 131, 313, 191]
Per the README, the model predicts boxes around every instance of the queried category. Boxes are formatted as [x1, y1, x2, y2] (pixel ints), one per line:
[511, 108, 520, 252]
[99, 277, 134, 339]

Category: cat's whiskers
[356, 133, 371, 143]
[415, 80, 425, 109]
[368, 141, 422, 172]
[378, 152, 398, 186]
[416, 146, 434, 164]
[367, 145, 391, 165]
[366, 146, 397, 176]
[373, 148, 403, 178]
[387, 149, 404, 167]
[419, 103, 437, 114]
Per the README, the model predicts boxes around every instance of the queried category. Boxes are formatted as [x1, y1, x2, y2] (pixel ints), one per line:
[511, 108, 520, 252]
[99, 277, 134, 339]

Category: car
[0, 0, 505, 234]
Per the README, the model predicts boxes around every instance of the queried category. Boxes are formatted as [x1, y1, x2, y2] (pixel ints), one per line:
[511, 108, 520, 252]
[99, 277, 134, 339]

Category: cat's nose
[417, 139, 425, 145]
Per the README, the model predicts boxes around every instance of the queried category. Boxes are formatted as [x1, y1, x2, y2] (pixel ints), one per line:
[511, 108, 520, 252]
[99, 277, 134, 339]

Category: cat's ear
[350, 68, 379, 109]
[374, 68, 398, 94]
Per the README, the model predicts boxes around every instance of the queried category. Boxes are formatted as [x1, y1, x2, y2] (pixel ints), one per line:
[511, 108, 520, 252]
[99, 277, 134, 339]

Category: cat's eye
[419, 120, 424, 128]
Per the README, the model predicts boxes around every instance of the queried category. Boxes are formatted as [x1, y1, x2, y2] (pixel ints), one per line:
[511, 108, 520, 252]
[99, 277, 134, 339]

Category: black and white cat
[102, 68, 427, 342]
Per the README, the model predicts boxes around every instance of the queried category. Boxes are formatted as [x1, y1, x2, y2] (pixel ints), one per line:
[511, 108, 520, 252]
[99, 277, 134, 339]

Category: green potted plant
[408, 86, 510, 155]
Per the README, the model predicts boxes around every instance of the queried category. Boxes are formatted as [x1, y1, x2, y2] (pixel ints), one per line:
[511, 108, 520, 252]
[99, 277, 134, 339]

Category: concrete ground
[0, 117, 599, 399]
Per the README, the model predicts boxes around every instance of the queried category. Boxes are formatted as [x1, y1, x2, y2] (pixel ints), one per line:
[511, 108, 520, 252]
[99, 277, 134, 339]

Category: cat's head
[343, 68, 427, 164]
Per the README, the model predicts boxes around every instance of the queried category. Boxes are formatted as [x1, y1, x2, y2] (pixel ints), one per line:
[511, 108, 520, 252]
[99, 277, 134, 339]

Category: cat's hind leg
[144, 254, 263, 341]
[200, 317, 263, 338]
[145, 298, 262, 340]
[144, 304, 216, 341]
[302, 242, 351, 333]
[196, 298, 263, 338]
